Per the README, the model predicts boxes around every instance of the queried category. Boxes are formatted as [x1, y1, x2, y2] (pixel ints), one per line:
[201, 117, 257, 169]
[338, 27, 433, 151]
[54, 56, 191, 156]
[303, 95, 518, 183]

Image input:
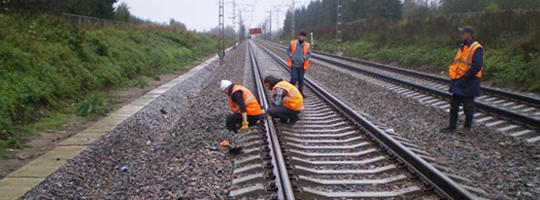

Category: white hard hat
[220, 80, 232, 91]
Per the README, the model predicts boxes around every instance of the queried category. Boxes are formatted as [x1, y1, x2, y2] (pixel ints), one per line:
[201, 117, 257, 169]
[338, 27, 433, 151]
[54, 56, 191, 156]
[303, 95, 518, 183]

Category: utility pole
[238, 10, 244, 41]
[336, 0, 343, 56]
[274, 8, 281, 32]
[268, 10, 272, 40]
[291, 0, 295, 39]
[219, 0, 225, 63]
[232, 0, 237, 43]
[310, 32, 314, 47]
[238, 3, 254, 40]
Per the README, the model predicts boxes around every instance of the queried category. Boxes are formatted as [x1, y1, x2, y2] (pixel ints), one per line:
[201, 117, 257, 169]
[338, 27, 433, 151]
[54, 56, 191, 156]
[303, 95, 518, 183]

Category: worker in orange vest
[264, 75, 303, 125]
[287, 32, 311, 96]
[441, 26, 484, 134]
[221, 80, 264, 133]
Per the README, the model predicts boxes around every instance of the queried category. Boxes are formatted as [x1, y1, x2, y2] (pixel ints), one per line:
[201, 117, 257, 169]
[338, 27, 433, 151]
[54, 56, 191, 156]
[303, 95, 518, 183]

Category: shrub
[127, 76, 150, 89]
[7, 136, 23, 149]
[76, 92, 111, 117]
[0, 13, 219, 147]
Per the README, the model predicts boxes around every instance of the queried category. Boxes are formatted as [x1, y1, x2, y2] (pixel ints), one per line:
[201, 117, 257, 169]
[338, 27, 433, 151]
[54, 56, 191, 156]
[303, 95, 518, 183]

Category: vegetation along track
[231, 40, 488, 199]
[262, 41, 540, 144]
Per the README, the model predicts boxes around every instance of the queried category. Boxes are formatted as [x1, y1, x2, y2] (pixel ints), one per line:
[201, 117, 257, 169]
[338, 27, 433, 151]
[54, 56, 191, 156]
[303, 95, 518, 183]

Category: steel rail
[247, 43, 295, 200]
[265, 42, 540, 129]
[267, 42, 540, 106]
[256, 42, 477, 200]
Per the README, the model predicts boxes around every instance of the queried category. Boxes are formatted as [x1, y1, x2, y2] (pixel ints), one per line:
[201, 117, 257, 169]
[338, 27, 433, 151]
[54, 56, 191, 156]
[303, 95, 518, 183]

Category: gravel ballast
[263, 42, 538, 200]
[22, 43, 248, 199]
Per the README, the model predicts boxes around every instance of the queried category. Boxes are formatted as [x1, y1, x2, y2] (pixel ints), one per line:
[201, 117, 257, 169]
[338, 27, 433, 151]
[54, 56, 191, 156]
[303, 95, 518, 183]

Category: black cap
[458, 26, 474, 34]
[263, 75, 281, 87]
[263, 75, 275, 84]
[299, 32, 307, 36]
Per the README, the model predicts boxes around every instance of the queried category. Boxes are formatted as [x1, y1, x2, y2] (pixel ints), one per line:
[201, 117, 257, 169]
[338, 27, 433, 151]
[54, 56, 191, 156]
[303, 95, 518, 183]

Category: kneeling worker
[221, 80, 263, 133]
[263, 75, 303, 125]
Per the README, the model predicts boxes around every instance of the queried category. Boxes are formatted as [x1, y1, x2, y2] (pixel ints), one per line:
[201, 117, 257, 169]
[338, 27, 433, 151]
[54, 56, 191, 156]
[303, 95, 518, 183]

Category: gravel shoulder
[264, 42, 539, 200]
[21, 43, 248, 199]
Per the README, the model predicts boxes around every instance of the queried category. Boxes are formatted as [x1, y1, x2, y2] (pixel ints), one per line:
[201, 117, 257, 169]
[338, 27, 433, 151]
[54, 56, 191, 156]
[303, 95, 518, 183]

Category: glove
[240, 121, 249, 130]
[220, 140, 230, 147]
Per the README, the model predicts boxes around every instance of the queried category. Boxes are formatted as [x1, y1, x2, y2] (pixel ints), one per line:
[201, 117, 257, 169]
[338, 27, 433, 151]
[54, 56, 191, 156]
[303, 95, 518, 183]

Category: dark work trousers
[448, 94, 475, 128]
[226, 113, 262, 133]
[268, 105, 299, 123]
[290, 67, 305, 94]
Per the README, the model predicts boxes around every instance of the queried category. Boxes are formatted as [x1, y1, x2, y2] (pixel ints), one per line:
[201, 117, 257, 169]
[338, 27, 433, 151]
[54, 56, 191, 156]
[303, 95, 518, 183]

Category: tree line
[1, 1, 165, 25]
[283, 0, 540, 38]
[1, 0, 118, 18]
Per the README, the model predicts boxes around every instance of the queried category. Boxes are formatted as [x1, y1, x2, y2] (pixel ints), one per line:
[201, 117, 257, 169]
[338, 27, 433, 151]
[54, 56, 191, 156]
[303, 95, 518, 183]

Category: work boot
[440, 126, 456, 133]
[287, 118, 297, 125]
[442, 110, 458, 133]
[288, 116, 299, 125]
[464, 114, 474, 129]
[228, 146, 243, 155]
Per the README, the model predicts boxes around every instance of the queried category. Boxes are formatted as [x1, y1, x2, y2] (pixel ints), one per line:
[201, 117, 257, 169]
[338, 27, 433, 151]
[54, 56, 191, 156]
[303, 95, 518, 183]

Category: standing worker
[263, 75, 303, 125]
[441, 26, 484, 133]
[287, 32, 311, 96]
[221, 80, 264, 133]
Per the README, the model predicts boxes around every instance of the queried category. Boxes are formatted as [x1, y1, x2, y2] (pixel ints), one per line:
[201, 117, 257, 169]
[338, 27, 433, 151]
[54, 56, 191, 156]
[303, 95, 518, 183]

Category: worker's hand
[240, 121, 249, 130]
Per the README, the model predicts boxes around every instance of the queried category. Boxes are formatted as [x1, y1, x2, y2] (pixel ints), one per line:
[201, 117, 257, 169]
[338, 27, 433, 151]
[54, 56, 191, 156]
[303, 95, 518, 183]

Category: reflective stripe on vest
[229, 85, 263, 115]
[287, 40, 311, 70]
[272, 81, 304, 111]
[449, 41, 483, 79]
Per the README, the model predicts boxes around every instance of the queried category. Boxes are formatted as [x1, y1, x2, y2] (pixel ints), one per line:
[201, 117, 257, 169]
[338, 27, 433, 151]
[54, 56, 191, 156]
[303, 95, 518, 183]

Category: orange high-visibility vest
[229, 85, 263, 116]
[449, 41, 483, 79]
[288, 40, 311, 70]
[272, 81, 303, 111]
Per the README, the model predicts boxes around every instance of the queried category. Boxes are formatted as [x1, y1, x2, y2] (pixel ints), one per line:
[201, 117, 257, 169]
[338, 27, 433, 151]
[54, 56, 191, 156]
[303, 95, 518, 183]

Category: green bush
[0, 13, 219, 147]
[76, 92, 111, 117]
[127, 76, 150, 89]
[7, 136, 23, 149]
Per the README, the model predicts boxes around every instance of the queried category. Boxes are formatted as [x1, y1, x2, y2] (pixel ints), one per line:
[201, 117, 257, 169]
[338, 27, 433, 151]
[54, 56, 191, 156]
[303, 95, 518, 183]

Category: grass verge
[0, 13, 229, 153]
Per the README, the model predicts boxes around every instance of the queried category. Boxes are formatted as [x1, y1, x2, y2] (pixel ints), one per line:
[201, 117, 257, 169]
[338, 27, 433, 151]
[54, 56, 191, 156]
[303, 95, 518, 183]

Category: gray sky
[116, 0, 312, 32]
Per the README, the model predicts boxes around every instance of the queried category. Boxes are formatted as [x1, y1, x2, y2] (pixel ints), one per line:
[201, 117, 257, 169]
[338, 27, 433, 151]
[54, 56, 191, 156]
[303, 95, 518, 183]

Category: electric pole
[238, 10, 244, 41]
[232, 0, 237, 43]
[310, 32, 314, 47]
[268, 10, 272, 40]
[274, 8, 281, 32]
[219, 0, 225, 63]
[336, 0, 343, 55]
[291, 0, 295, 39]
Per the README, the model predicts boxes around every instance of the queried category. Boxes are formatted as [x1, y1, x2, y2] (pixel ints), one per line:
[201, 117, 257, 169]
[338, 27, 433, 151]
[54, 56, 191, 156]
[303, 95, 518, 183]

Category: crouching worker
[221, 80, 264, 133]
[263, 76, 303, 125]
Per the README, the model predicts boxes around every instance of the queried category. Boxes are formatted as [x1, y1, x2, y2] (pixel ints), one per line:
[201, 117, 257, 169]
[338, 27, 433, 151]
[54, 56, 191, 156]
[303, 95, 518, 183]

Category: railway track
[228, 41, 488, 199]
[261, 41, 539, 144]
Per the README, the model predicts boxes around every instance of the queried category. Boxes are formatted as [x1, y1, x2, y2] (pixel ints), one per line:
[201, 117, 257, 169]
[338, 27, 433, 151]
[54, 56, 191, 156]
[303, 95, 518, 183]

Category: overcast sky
[115, 0, 312, 32]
